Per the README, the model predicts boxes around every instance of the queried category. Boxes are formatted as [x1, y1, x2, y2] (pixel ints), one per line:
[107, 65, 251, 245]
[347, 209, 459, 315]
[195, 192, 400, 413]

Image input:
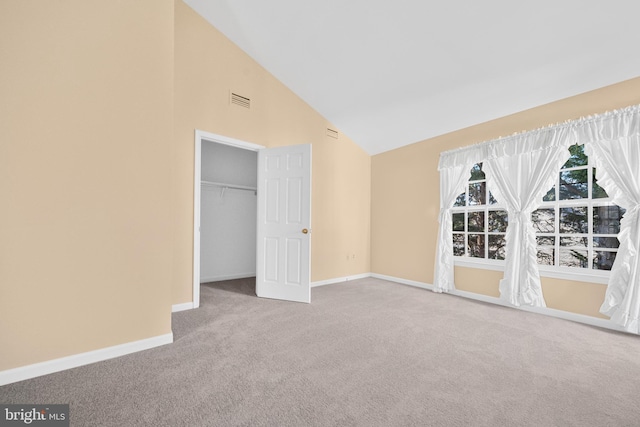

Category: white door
[256, 144, 311, 303]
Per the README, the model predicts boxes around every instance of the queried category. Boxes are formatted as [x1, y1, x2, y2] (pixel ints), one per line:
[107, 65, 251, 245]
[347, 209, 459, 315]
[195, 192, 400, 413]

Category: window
[452, 144, 623, 278]
[532, 144, 623, 271]
[451, 163, 508, 261]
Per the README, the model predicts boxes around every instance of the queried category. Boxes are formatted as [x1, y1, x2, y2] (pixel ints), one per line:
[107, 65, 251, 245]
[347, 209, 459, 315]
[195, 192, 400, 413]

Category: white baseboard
[454, 288, 625, 332]
[370, 273, 626, 334]
[505, 297, 625, 332]
[200, 273, 255, 283]
[311, 273, 372, 287]
[0, 333, 173, 386]
[370, 273, 434, 291]
[172, 302, 195, 312]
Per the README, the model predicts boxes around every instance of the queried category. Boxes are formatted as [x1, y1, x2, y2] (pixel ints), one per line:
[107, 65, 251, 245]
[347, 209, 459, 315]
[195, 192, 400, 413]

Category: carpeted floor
[2, 277, 640, 426]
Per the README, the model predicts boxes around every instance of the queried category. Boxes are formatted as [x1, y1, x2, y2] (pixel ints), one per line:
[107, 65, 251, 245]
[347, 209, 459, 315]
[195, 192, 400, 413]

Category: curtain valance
[575, 105, 640, 143]
[438, 104, 640, 171]
[438, 125, 574, 170]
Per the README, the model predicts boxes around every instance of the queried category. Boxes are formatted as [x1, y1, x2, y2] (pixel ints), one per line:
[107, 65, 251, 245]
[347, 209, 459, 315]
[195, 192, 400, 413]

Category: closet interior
[200, 141, 258, 283]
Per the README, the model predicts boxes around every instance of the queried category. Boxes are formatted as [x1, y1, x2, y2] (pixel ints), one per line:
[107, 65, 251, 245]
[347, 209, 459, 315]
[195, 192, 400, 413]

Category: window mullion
[464, 210, 468, 257]
[465, 181, 469, 257]
[588, 191, 594, 271]
[486, 206, 490, 259]
[554, 205, 560, 267]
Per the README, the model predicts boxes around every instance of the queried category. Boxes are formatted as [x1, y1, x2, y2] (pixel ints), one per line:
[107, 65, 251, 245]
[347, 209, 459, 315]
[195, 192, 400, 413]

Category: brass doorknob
[302, 228, 309, 234]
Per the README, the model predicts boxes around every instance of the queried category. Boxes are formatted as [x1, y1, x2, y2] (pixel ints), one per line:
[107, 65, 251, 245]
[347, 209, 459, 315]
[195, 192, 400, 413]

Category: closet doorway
[192, 130, 312, 308]
[193, 131, 263, 308]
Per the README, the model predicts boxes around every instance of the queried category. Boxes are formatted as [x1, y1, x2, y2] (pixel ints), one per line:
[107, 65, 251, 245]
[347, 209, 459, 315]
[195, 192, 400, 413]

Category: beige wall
[172, 1, 371, 304]
[0, 1, 175, 370]
[371, 77, 640, 319]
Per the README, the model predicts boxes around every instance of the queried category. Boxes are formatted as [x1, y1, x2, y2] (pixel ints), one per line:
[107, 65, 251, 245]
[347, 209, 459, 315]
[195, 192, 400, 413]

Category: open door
[256, 144, 311, 303]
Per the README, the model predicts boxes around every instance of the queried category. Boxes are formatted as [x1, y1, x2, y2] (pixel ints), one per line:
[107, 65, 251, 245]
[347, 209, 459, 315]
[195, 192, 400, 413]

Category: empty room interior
[2, 1, 640, 425]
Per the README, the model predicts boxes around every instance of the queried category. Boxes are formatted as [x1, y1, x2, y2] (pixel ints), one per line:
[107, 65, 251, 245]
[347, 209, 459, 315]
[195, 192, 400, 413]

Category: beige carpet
[2, 277, 640, 426]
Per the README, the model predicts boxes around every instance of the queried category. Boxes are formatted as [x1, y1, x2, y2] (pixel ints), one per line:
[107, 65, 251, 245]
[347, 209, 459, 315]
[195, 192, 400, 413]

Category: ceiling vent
[326, 128, 338, 139]
[230, 92, 250, 109]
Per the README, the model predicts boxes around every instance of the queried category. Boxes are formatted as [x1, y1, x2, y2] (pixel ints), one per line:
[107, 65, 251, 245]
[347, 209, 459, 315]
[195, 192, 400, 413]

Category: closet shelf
[201, 180, 257, 192]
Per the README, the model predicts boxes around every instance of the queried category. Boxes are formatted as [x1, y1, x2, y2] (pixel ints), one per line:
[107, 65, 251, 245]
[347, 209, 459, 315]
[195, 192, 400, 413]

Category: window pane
[469, 163, 485, 181]
[592, 169, 609, 199]
[488, 235, 506, 260]
[489, 192, 498, 205]
[452, 213, 465, 231]
[537, 248, 554, 265]
[559, 169, 588, 200]
[593, 237, 620, 249]
[559, 248, 588, 268]
[453, 192, 466, 207]
[536, 236, 555, 246]
[543, 186, 556, 202]
[468, 234, 485, 258]
[593, 205, 624, 234]
[532, 208, 555, 233]
[559, 207, 588, 233]
[593, 251, 617, 271]
[468, 182, 486, 205]
[560, 236, 587, 247]
[562, 144, 588, 168]
[453, 234, 465, 256]
[488, 210, 508, 232]
[468, 211, 485, 232]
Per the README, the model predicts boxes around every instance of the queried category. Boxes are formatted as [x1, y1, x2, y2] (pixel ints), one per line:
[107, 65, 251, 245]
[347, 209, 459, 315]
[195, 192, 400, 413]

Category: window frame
[451, 163, 508, 262]
[533, 145, 621, 282]
[451, 149, 621, 286]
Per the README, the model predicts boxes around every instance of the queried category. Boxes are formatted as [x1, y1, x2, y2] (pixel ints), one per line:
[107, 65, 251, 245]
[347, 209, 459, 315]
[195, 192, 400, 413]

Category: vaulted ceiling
[183, 0, 640, 155]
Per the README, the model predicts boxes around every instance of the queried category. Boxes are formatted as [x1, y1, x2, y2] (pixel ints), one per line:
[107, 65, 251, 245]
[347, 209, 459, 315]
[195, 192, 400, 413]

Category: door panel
[256, 144, 311, 303]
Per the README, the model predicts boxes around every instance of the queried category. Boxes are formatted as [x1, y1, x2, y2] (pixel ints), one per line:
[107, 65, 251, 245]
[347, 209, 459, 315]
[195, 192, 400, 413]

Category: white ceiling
[183, 0, 640, 155]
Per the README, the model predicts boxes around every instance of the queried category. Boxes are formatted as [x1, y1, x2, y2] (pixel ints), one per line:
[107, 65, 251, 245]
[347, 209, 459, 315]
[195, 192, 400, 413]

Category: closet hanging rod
[201, 180, 257, 192]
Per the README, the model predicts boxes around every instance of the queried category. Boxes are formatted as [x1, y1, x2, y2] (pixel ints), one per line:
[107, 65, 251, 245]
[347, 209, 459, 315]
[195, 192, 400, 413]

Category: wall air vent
[230, 92, 250, 109]
[326, 128, 338, 139]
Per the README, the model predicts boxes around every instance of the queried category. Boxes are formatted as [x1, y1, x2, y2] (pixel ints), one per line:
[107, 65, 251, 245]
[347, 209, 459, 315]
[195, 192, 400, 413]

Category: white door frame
[193, 130, 264, 308]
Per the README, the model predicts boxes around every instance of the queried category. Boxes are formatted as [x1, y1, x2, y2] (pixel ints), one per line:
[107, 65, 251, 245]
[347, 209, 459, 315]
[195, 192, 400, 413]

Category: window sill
[453, 257, 609, 285]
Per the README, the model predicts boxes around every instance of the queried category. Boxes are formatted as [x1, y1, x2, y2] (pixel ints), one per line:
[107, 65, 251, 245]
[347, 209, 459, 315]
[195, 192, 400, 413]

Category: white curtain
[483, 129, 572, 307]
[436, 127, 573, 306]
[581, 106, 640, 333]
[433, 163, 471, 293]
